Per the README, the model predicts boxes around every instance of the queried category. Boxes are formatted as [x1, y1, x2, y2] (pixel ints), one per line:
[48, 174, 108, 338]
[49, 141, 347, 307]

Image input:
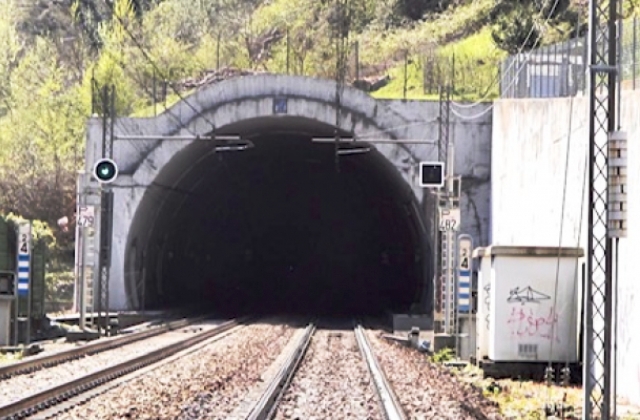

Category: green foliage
[0, 0, 24, 118]
[395, 0, 452, 20]
[490, 3, 541, 54]
[45, 270, 74, 311]
[1, 0, 604, 308]
[432, 347, 455, 363]
[489, 0, 579, 54]
[3, 214, 55, 248]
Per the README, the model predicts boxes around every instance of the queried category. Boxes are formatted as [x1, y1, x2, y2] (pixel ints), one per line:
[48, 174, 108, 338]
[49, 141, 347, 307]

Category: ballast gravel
[56, 322, 296, 420]
[273, 329, 382, 420]
[366, 329, 504, 420]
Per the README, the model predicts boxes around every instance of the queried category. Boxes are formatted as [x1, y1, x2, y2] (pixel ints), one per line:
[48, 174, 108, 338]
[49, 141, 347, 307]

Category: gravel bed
[0, 321, 223, 406]
[57, 322, 297, 420]
[273, 329, 382, 420]
[366, 329, 503, 420]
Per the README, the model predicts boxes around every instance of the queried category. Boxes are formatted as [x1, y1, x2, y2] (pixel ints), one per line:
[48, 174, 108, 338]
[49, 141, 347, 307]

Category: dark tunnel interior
[126, 117, 432, 317]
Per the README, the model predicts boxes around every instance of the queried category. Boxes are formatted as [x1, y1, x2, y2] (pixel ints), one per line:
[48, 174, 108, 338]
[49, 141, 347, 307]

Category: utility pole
[584, 0, 626, 418]
[97, 85, 115, 337]
[436, 85, 456, 334]
[333, 0, 350, 173]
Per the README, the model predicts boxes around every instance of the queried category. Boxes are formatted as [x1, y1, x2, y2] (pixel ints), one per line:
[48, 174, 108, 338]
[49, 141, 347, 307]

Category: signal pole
[333, 0, 350, 173]
[97, 85, 116, 336]
[436, 85, 459, 334]
[584, 0, 626, 418]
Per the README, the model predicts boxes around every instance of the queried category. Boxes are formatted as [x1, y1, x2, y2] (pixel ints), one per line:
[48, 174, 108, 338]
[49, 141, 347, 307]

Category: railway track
[232, 321, 406, 420]
[0, 318, 244, 419]
[0, 315, 207, 380]
[1, 318, 502, 419]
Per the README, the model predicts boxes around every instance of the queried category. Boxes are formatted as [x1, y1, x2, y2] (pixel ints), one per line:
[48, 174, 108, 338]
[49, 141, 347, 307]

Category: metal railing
[500, 16, 640, 98]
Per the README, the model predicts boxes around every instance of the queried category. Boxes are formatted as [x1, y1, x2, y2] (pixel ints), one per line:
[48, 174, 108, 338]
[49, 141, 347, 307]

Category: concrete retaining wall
[492, 91, 640, 405]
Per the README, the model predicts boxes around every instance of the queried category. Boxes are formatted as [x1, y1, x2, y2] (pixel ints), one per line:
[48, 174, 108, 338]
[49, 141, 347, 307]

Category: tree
[0, 36, 87, 249]
[491, 3, 541, 54]
[0, 1, 26, 118]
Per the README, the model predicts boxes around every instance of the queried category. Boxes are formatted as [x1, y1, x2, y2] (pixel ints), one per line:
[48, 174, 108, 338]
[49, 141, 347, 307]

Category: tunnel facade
[83, 74, 493, 316]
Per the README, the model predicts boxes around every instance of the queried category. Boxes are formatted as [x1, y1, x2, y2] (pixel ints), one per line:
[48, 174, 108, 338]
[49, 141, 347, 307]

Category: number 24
[20, 234, 28, 253]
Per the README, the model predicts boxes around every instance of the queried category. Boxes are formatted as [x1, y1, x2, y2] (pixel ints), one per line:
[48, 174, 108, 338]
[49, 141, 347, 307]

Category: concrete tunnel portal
[85, 75, 442, 316]
[125, 115, 432, 316]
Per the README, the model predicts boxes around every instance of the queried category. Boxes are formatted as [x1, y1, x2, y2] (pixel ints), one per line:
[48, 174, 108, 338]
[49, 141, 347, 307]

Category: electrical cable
[108, 56, 204, 139]
[452, 0, 560, 113]
[451, 0, 565, 109]
[450, 105, 494, 121]
[355, 118, 440, 139]
[545, 92, 574, 401]
[101, 0, 218, 132]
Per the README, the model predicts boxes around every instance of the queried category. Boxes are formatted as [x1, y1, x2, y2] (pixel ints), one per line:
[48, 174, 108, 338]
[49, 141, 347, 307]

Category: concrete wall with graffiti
[491, 92, 640, 405]
[489, 252, 579, 362]
[474, 248, 580, 363]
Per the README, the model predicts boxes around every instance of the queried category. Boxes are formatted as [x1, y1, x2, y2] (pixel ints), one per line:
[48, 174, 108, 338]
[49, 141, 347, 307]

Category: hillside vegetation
[0, 0, 637, 307]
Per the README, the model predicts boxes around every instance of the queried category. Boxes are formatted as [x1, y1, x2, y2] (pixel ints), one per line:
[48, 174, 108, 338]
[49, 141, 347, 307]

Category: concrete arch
[86, 74, 435, 311]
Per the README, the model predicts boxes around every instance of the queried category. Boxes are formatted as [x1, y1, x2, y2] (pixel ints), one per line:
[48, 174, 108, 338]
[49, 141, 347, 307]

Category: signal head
[93, 158, 118, 184]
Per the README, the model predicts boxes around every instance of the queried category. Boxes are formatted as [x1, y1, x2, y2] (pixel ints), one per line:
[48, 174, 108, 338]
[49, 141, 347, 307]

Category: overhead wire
[544, 92, 575, 403]
[100, 0, 218, 133]
[452, 0, 565, 109]
[450, 0, 567, 116]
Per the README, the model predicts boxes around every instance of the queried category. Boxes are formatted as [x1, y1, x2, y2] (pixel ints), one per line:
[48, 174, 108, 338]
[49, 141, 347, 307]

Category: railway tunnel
[93, 75, 438, 317]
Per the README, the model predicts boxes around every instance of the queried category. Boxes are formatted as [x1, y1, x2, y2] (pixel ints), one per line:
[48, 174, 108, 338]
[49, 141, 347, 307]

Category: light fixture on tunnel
[213, 138, 254, 152]
[113, 134, 254, 152]
[312, 137, 438, 145]
[336, 147, 371, 155]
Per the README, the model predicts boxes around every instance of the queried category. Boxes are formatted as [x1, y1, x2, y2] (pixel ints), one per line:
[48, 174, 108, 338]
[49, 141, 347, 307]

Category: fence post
[152, 69, 157, 116]
[634, 16, 637, 90]
[286, 27, 290, 75]
[216, 32, 221, 71]
[403, 50, 408, 100]
[355, 40, 360, 81]
[583, 30, 589, 95]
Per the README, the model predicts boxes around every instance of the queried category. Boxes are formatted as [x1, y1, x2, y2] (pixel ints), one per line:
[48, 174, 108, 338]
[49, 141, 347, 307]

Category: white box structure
[474, 246, 583, 363]
[473, 247, 492, 362]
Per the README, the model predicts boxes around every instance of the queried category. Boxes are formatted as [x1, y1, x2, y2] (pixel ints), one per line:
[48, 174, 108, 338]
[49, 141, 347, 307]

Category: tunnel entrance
[126, 117, 430, 317]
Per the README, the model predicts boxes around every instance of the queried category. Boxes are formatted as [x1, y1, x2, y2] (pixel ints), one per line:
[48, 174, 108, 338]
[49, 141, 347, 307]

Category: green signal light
[93, 158, 118, 183]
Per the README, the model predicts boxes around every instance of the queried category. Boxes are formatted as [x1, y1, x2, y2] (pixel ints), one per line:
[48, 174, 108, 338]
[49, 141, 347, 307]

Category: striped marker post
[17, 223, 32, 297]
[457, 234, 473, 313]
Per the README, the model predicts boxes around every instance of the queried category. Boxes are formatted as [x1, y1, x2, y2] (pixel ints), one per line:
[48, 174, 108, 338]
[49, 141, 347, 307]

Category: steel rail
[0, 316, 207, 379]
[242, 323, 316, 420]
[354, 324, 407, 420]
[0, 318, 244, 420]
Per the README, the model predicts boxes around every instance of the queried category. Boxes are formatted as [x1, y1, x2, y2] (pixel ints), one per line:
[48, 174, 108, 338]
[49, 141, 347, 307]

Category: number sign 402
[439, 208, 460, 232]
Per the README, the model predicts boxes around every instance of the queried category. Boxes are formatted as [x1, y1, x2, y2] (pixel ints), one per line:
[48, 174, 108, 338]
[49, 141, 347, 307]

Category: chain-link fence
[500, 16, 640, 98]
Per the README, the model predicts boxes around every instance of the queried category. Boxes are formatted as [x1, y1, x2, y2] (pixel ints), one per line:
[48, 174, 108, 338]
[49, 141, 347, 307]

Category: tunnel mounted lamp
[336, 147, 371, 155]
[211, 137, 254, 152]
[311, 137, 437, 156]
[113, 134, 253, 151]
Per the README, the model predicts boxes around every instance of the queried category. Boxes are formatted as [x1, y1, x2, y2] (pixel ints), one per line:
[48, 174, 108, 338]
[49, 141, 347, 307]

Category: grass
[129, 89, 195, 118]
[370, 27, 505, 102]
[426, 362, 640, 420]
[0, 351, 24, 365]
[128, 0, 640, 110]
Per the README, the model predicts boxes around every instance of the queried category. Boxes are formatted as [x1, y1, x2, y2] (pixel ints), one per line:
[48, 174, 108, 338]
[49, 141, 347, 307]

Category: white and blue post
[457, 234, 473, 313]
[456, 234, 473, 358]
[15, 222, 32, 345]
